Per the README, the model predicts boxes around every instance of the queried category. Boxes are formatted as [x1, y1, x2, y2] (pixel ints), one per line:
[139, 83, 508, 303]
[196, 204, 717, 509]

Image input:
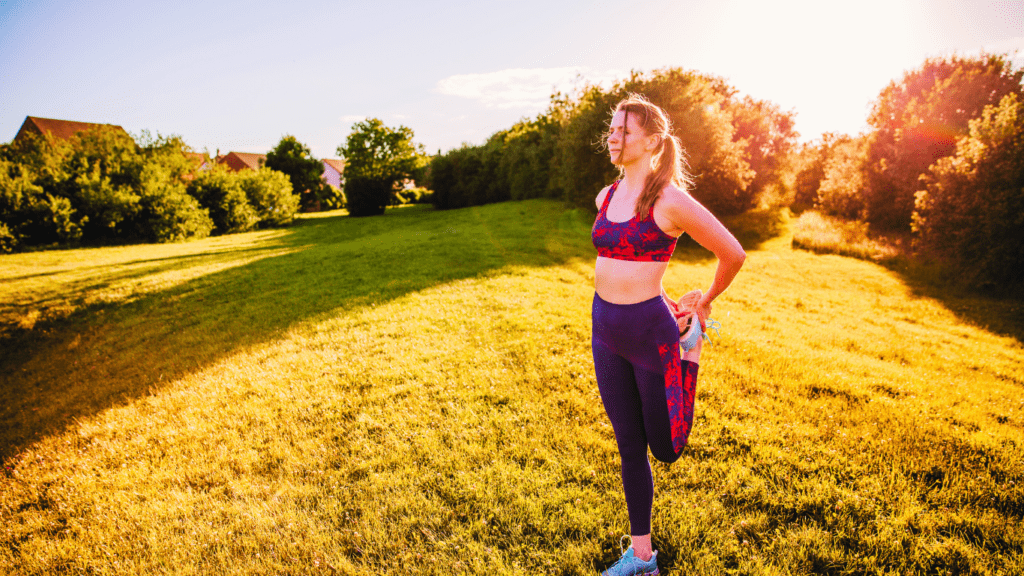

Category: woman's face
[607, 110, 653, 166]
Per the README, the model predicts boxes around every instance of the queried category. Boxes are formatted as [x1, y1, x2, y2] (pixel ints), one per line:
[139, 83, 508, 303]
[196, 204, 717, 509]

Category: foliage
[0, 129, 217, 248]
[816, 135, 869, 220]
[321, 185, 346, 210]
[915, 93, 1024, 287]
[428, 68, 795, 217]
[792, 134, 844, 213]
[394, 186, 432, 205]
[185, 167, 259, 234]
[337, 118, 428, 216]
[722, 94, 798, 208]
[0, 156, 79, 250]
[237, 168, 299, 227]
[264, 135, 326, 212]
[863, 54, 1024, 230]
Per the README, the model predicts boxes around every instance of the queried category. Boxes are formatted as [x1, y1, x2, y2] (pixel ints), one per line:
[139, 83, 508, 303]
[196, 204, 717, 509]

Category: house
[321, 158, 345, 189]
[216, 151, 266, 172]
[12, 116, 130, 145]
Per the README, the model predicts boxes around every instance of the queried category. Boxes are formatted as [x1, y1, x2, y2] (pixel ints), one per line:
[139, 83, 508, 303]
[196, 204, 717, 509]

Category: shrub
[816, 136, 868, 220]
[394, 186, 432, 205]
[238, 168, 299, 227]
[343, 176, 393, 217]
[915, 93, 1024, 287]
[863, 54, 1023, 231]
[186, 169, 258, 234]
[321, 185, 346, 210]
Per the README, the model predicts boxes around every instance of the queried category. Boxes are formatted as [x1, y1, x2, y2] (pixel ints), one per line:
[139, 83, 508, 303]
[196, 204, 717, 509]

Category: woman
[592, 94, 746, 575]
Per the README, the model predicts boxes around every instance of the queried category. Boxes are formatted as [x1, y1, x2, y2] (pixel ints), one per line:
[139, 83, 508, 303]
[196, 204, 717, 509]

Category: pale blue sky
[1, 0, 1021, 159]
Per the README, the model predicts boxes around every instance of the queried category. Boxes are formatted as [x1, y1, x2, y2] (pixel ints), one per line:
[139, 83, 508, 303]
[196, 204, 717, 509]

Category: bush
[186, 169, 258, 234]
[238, 168, 299, 227]
[321, 185, 346, 210]
[135, 166, 212, 243]
[0, 158, 85, 248]
[863, 54, 1023, 231]
[394, 186, 432, 205]
[343, 176, 392, 217]
[816, 136, 868, 220]
[915, 93, 1024, 287]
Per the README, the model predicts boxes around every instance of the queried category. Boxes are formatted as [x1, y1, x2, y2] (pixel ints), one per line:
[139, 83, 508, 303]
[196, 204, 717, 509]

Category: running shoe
[601, 536, 659, 576]
[679, 314, 721, 351]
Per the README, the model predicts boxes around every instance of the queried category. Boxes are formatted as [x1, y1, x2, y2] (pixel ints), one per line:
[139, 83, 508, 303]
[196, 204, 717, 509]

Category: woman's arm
[664, 188, 746, 323]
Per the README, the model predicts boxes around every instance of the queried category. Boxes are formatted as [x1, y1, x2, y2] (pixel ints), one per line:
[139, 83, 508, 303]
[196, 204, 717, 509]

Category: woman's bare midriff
[594, 257, 670, 304]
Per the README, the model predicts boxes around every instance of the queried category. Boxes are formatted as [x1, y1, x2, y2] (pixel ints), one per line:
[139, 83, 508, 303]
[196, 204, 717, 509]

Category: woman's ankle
[630, 534, 653, 561]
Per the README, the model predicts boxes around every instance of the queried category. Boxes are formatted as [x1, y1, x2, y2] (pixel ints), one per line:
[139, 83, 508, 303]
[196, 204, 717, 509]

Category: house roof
[14, 116, 130, 144]
[322, 158, 345, 174]
[217, 151, 266, 172]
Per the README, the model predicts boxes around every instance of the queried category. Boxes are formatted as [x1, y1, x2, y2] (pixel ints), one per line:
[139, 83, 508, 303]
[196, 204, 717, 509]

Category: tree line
[427, 68, 796, 218]
[427, 57, 1024, 289]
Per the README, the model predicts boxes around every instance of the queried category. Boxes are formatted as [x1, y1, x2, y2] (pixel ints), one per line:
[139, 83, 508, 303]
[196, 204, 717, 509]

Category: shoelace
[604, 535, 634, 571]
[702, 319, 722, 344]
[618, 535, 631, 557]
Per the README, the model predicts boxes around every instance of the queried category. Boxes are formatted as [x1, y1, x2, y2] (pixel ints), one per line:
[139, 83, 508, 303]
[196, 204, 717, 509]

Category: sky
[1, 0, 1022, 159]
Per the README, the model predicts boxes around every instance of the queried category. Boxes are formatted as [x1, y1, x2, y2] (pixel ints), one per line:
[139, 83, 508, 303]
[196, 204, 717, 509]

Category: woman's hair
[612, 93, 693, 219]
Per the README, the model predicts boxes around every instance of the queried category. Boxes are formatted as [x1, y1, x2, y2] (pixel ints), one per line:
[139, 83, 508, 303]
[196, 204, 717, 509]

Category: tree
[863, 54, 1023, 230]
[792, 133, 844, 213]
[816, 135, 868, 220]
[914, 93, 1024, 287]
[723, 95, 798, 207]
[337, 119, 428, 217]
[264, 135, 325, 212]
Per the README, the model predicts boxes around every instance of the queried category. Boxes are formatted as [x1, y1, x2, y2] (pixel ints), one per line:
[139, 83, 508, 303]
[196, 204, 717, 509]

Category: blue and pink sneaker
[602, 537, 659, 576]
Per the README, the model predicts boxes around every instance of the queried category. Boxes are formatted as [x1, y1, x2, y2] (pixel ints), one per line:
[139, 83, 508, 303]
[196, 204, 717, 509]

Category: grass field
[1, 200, 1022, 575]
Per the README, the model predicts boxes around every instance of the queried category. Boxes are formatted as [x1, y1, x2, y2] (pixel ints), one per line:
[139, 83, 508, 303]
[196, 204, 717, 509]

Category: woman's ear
[645, 133, 661, 152]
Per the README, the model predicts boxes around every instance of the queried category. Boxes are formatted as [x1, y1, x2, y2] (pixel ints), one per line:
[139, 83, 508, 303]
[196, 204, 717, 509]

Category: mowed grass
[1, 201, 1022, 575]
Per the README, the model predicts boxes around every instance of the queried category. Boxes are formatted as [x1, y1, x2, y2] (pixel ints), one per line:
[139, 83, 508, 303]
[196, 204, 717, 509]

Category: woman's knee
[650, 443, 684, 464]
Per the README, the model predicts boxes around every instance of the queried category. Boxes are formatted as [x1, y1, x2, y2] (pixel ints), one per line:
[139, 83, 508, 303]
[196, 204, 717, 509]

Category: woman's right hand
[675, 289, 710, 330]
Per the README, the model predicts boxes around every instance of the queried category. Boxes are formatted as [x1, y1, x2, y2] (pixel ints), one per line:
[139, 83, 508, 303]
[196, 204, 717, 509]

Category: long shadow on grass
[0, 201, 595, 462]
[900, 274, 1024, 342]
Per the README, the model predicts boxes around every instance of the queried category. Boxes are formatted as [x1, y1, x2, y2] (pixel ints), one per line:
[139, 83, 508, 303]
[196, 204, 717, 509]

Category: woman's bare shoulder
[658, 183, 698, 211]
[595, 184, 613, 209]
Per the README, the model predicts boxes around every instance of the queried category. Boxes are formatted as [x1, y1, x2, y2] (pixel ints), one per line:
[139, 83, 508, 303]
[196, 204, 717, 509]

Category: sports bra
[592, 180, 679, 262]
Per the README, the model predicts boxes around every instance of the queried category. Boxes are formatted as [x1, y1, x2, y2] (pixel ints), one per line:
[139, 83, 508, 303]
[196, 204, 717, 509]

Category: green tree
[337, 119, 428, 217]
[863, 54, 1023, 230]
[186, 167, 258, 234]
[237, 167, 299, 227]
[792, 134, 844, 213]
[264, 135, 324, 212]
[816, 135, 868, 220]
[915, 93, 1024, 287]
[723, 95, 798, 208]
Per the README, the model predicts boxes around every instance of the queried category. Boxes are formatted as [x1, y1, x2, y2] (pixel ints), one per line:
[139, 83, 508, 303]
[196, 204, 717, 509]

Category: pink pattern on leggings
[658, 343, 698, 453]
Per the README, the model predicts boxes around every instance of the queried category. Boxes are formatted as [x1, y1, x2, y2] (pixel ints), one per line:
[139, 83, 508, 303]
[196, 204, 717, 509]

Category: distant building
[13, 116, 130, 145]
[216, 152, 266, 172]
[321, 158, 345, 189]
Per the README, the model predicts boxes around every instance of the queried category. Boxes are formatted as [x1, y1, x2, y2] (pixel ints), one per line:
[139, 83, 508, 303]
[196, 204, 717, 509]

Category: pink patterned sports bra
[592, 180, 679, 262]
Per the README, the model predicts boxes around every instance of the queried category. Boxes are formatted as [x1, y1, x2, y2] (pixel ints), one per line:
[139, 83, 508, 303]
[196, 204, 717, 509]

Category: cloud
[339, 115, 366, 123]
[436, 67, 624, 109]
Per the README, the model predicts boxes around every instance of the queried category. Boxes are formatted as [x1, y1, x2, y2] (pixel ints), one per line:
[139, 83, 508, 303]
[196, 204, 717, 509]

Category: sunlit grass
[791, 210, 901, 262]
[1, 201, 1022, 575]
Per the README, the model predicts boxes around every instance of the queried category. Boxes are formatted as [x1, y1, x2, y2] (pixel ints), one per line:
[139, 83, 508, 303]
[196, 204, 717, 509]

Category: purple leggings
[592, 292, 699, 536]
